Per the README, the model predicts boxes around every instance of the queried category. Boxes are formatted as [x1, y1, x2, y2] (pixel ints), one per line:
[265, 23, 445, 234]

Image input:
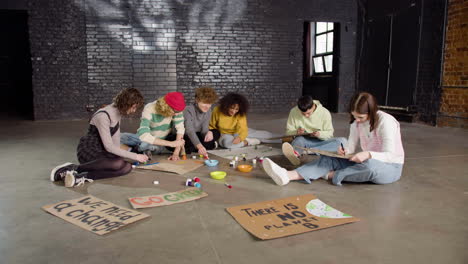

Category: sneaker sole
[282, 143, 300, 166]
[262, 158, 288, 186]
[64, 172, 76, 188]
[50, 162, 72, 182]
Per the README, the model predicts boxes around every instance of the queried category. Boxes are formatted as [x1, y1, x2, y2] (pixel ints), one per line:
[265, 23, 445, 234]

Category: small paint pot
[210, 171, 227, 180]
[194, 182, 201, 188]
[193, 177, 200, 182]
[204, 159, 219, 167]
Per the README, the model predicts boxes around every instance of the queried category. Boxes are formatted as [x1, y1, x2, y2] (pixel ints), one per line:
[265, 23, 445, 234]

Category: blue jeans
[120, 133, 166, 153]
[292, 136, 346, 154]
[296, 156, 403, 186]
[219, 133, 245, 149]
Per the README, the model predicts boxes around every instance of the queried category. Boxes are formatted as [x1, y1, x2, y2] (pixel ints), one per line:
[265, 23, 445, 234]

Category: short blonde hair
[154, 97, 175, 117]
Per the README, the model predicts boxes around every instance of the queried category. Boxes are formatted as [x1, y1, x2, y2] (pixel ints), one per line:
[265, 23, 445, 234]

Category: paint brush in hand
[181, 145, 187, 160]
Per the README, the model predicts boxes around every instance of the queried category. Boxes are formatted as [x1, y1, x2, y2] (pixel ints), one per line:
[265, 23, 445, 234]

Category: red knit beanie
[164, 92, 186, 112]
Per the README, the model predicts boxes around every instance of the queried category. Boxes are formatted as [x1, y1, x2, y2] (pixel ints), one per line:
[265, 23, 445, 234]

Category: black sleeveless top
[76, 111, 120, 164]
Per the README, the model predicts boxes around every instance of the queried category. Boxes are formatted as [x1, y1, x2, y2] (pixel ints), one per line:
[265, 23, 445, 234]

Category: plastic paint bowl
[237, 164, 253, 173]
[204, 159, 219, 167]
[210, 171, 227, 180]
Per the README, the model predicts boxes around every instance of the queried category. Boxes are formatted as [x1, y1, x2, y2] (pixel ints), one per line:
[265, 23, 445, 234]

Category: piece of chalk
[192, 155, 197, 159]
[224, 183, 232, 189]
[132, 165, 136, 168]
[153, 181, 159, 185]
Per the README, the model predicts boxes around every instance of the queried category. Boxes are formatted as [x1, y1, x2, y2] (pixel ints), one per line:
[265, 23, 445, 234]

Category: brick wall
[26, 0, 357, 120]
[438, 0, 468, 128]
[28, 0, 88, 120]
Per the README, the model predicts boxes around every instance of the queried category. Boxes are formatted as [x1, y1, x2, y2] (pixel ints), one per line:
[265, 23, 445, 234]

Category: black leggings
[184, 129, 221, 154]
[77, 158, 132, 180]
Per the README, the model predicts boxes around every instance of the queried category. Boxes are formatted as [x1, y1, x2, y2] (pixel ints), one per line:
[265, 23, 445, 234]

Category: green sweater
[137, 100, 185, 144]
[285, 100, 334, 140]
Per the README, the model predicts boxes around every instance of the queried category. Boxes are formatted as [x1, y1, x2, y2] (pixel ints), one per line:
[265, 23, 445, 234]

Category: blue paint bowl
[204, 159, 219, 167]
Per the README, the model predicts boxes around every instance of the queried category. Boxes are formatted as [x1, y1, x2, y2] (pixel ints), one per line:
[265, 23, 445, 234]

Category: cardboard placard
[226, 194, 359, 240]
[136, 159, 204, 174]
[128, 188, 208, 209]
[297, 146, 354, 159]
[207, 145, 283, 160]
[42, 195, 150, 235]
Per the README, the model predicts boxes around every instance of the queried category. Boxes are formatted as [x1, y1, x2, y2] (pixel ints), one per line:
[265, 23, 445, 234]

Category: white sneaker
[282, 142, 301, 166]
[245, 138, 260, 146]
[64, 171, 94, 188]
[50, 162, 73, 182]
[262, 158, 290, 186]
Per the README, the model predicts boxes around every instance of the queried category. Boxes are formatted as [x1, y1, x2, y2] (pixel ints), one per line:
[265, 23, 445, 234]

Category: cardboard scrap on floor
[42, 195, 150, 235]
[136, 159, 204, 174]
[207, 145, 283, 160]
[226, 194, 359, 240]
[128, 188, 208, 209]
[297, 146, 354, 159]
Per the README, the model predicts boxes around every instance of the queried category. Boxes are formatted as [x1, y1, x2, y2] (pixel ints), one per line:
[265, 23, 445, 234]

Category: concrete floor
[0, 112, 467, 264]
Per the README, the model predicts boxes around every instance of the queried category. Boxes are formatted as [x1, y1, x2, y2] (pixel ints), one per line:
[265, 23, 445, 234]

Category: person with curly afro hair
[50, 88, 149, 187]
[209, 92, 280, 149]
[183, 86, 221, 156]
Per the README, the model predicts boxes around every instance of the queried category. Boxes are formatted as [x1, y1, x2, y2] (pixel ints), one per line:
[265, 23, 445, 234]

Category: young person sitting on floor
[183, 86, 221, 155]
[263, 92, 405, 186]
[209, 92, 279, 149]
[282, 95, 345, 166]
[120, 92, 186, 161]
[50, 88, 148, 187]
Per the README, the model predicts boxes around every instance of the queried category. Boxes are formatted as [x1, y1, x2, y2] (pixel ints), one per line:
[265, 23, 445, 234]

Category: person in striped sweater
[263, 92, 405, 186]
[121, 92, 186, 161]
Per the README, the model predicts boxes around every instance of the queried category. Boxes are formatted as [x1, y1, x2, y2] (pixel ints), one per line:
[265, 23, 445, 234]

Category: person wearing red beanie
[164, 92, 186, 112]
[121, 92, 187, 161]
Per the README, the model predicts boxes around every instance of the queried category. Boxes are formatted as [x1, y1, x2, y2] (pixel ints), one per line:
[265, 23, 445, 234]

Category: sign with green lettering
[42, 195, 150, 235]
[128, 188, 208, 209]
[226, 194, 360, 240]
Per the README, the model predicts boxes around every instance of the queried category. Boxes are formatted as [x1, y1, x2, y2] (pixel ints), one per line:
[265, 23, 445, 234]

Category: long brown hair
[113, 88, 144, 115]
[349, 92, 379, 131]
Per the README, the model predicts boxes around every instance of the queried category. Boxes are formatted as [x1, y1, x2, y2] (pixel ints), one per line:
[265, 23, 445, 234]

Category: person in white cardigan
[263, 92, 405, 186]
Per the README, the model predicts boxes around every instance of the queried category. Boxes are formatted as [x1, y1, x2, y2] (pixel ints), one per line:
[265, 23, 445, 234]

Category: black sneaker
[50, 163, 77, 182]
[64, 171, 93, 188]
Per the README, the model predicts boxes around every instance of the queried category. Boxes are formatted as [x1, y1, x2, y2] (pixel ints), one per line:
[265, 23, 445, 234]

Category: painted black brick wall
[27, 0, 357, 119]
[28, 0, 88, 120]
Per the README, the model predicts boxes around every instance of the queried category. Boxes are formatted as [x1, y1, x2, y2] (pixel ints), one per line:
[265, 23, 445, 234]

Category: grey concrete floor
[0, 112, 467, 264]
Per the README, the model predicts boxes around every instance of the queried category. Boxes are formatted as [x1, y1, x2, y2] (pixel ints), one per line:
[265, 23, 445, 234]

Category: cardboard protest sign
[42, 195, 150, 235]
[297, 146, 354, 159]
[136, 159, 204, 174]
[128, 188, 208, 209]
[208, 145, 282, 160]
[226, 194, 359, 240]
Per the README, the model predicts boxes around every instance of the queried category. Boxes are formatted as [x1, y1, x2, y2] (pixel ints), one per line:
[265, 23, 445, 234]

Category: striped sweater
[137, 100, 185, 144]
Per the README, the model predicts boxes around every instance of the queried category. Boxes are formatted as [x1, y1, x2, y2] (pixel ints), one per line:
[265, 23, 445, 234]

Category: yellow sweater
[209, 106, 248, 140]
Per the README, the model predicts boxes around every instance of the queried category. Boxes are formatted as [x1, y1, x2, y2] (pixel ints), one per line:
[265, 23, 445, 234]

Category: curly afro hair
[218, 92, 249, 116]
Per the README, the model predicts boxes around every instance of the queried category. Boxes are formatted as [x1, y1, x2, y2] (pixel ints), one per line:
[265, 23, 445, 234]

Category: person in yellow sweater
[209, 93, 279, 149]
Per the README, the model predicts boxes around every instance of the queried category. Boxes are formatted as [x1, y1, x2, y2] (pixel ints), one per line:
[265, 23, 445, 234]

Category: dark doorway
[302, 22, 340, 112]
[360, 5, 420, 108]
[0, 10, 33, 119]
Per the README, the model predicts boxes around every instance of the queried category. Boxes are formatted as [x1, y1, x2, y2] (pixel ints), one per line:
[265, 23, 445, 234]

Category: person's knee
[334, 137, 347, 145]
[120, 162, 133, 175]
[292, 136, 306, 147]
[109, 159, 127, 171]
